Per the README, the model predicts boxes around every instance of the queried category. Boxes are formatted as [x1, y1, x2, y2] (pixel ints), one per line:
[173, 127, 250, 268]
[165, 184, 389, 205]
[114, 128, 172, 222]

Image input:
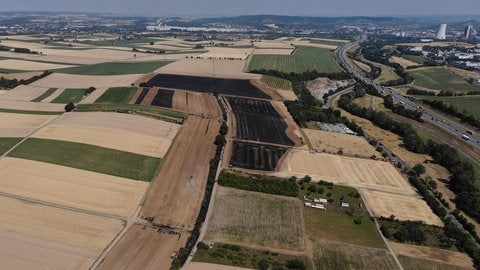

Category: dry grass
[390, 242, 474, 269]
[302, 128, 378, 158]
[31, 73, 142, 88]
[0, 85, 50, 101]
[154, 59, 258, 79]
[353, 60, 371, 73]
[205, 186, 305, 251]
[390, 56, 419, 68]
[0, 59, 75, 71]
[0, 112, 56, 137]
[187, 262, 252, 270]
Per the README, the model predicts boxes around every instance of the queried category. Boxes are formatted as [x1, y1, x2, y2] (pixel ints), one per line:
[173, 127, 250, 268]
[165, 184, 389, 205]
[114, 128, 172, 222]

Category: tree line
[0, 70, 52, 89]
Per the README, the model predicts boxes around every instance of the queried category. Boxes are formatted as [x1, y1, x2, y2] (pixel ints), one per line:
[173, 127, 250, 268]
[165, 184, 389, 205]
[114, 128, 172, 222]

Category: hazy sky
[3, 0, 480, 17]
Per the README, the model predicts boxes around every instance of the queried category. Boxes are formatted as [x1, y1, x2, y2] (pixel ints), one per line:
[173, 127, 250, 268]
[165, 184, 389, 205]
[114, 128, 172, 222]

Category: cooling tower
[435, 24, 447, 40]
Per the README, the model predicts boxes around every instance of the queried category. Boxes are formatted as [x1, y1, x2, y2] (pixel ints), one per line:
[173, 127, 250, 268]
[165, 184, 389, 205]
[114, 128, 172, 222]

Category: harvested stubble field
[147, 74, 271, 99]
[205, 186, 305, 250]
[313, 240, 398, 270]
[31, 73, 142, 88]
[0, 157, 148, 217]
[0, 196, 123, 270]
[0, 112, 57, 137]
[97, 224, 189, 270]
[230, 141, 289, 171]
[247, 46, 343, 74]
[199, 47, 253, 60]
[277, 149, 415, 195]
[0, 71, 42, 80]
[140, 116, 220, 227]
[390, 242, 474, 270]
[187, 262, 252, 270]
[0, 85, 51, 101]
[154, 58, 257, 79]
[9, 138, 161, 181]
[226, 96, 294, 146]
[0, 99, 65, 111]
[362, 190, 443, 226]
[0, 59, 76, 71]
[302, 128, 378, 158]
[32, 112, 179, 158]
[31, 88, 57, 102]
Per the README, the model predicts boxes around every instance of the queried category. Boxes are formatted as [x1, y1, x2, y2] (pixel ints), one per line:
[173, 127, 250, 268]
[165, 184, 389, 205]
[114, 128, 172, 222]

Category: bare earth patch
[31, 73, 142, 88]
[276, 149, 415, 195]
[302, 128, 378, 158]
[389, 242, 474, 269]
[172, 90, 222, 118]
[0, 196, 123, 270]
[0, 157, 148, 217]
[362, 189, 443, 226]
[32, 112, 180, 158]
[0, 112, 57, 137]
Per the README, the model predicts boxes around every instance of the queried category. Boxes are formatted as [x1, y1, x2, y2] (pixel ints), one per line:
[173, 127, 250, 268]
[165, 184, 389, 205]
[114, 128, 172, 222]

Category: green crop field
[0, 108, 62, 115]
[261, 75, 293, 91]
[9, 138, 160, 181]
[31, 88, 57, 102]
[0, 138, 22, 155]
[420, 95, 480, 119]
[55, 61, 172, 75]
[409, 67, 479, 92]
[94, 87, 136, 104]
[247, 46, 344, 73]
[51, 88, 85, 103]
[402, 55, 427, 64]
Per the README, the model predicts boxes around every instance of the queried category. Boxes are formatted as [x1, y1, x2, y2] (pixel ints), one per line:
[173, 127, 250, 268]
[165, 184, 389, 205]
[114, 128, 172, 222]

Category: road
[334, 42, 480, 248]
[334, 42, 480, 150]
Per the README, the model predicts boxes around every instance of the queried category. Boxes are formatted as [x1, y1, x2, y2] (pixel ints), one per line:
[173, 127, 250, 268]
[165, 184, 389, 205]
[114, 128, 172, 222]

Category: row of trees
[383, 95, 423, 122]
[218, 171, 299, 197]
[0, 70, 52, 89]
[422, 99, 480, 129]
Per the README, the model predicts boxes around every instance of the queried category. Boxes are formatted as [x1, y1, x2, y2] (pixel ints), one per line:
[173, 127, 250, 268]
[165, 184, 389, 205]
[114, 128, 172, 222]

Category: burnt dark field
[151, 89, 174, 108]
[226, 97, 294, 146]
[146, 74, 271, 99]
[230, 141, 289, 171]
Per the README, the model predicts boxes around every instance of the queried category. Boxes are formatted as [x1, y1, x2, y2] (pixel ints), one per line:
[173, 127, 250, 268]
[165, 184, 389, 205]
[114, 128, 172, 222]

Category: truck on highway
[467, 130, 474, 135]
[462, 134, 470, 140]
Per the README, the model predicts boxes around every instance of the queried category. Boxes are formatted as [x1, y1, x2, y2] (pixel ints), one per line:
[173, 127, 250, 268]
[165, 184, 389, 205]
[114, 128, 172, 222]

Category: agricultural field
[302, 128, 378, 158]
[260, 75, 297, 101]
[362, 190, 443, 226]
[409, 67, 479, 92]
[188, 262, 251, 270]
[309, 38, 347, 47]
[230, 141, 288, 171]
[0, 138, 21, 154]
[32, 112, 179, 157]
[0, 85, 51, 101]
[31, 73, 142, 88]
[0, 99, 65, 112]
[94, 87, 137, 104]
[97, 224, 189, 270]
[55, 60, 171, 75]
[276, 149, 415, 195]
[0, 112, 57, 137]
[420, 95, 480, 119]
[51, 88, 86, 103]
[198, 47, 253, 60]
[0, 59, 76, 71]
[402, 54, 427, 65]
[132, 87, 221, 117]
[31, 88, 57, 102]
[205, 186, 304, 250]
[8, 138, 160, 181]
[146, 74, 271, 99]
[390, 56, 420, 68]
[353, 94, 388, 111]
[0, 157, 148, 217]
[368, 61, 401, 84]
[391, 242, 474, 270]
[0, 196, 123, 270]
[247, 46, 344, 74]
[226, 96, 294, 146]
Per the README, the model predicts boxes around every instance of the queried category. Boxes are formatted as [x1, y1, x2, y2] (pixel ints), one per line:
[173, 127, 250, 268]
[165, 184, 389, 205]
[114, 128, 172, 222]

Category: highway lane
[334, 42, 480, 150]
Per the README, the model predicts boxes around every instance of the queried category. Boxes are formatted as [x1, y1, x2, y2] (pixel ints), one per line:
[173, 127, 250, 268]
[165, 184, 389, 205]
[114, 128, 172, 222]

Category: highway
[334, 42, 480, 150]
